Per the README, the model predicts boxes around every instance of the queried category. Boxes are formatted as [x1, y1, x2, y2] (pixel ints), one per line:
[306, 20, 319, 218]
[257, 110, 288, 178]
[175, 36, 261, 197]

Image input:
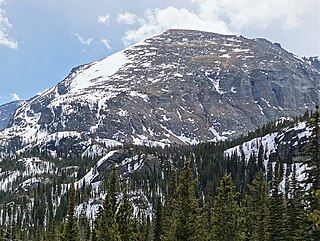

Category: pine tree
[287, 164, 307, 240]
[257, 143, 265, 171]
[201, 181, 214, 241]
[153, 197, 163, 241]
[211, 175, 246, 241]
[117, 186, 137, 241]
[78, 209, 91, 241]
[301, 105, 320, 204]
[244, 171, 269, 241]
[267, 161, 289, 241]
[162, 161, 202, 241]
[94, 166, 121, 241]
[61, 181, 81, 241]
[309, 190, 320, 232]
[300, 106, 320, 239]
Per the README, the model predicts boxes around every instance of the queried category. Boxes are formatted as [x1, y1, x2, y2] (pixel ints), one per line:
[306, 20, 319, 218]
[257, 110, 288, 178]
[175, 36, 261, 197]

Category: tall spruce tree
[117, 186, 137, 241]
[287, 164, 307, 240]
[300, 106, 320, 239]
[162, 161, 202, 241]
[153, 197, 163, 241]
[309, 190, 320, 232]
[78, 209, 91, 241]
[244, 171, 269, 241]
[94, 166, 121, 241]
[211, 175, 246, 241]
[301, 106, 320, 202]
[61, 181, 80, 241]
[267, 161, 289, 241]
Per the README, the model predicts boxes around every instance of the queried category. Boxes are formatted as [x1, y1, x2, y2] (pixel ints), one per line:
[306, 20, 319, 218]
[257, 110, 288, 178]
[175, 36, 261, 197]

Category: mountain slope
[0, 29, 319, 151]
[0, 100, 23, 131]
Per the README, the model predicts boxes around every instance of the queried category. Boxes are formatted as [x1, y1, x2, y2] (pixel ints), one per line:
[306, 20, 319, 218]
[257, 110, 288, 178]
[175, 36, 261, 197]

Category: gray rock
[1, 29, 319, 149]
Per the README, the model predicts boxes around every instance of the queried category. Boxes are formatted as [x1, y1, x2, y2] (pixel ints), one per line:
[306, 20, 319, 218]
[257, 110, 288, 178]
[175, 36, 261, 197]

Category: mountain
[0, 100, 23, 131]
[0, 29, 319, 153]
[0, 28, 319, 237]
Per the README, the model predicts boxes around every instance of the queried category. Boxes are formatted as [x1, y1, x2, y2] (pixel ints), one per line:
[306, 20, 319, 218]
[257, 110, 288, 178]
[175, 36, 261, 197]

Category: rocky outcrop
[0, 101, 23, 131]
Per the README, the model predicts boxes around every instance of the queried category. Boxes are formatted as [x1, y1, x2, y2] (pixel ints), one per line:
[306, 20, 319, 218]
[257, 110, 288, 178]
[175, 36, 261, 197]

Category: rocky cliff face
[0, 29, 319, 150]
[0, 101, 23, 131]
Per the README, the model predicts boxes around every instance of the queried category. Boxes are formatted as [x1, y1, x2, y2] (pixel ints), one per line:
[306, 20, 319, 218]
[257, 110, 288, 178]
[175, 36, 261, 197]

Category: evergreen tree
[300, 106, 320, 239]
[94, 167, 121, 241]
[257, 143, 265, 171]
[301, 105, 320, 206]
[79, 210, 91, 241]
[244, 171, 269, 241]
[153, 197, 163, 241]
[309, 190, 320, 232]
[267, 161, 289, 241]
[61, 181, 80, 241]
[117, 186, 137, 241]
[201, 181, 214, 241]
[162, 161, 202, 241]
[211, 175, 246, 241]
[287, 164, 307, 240]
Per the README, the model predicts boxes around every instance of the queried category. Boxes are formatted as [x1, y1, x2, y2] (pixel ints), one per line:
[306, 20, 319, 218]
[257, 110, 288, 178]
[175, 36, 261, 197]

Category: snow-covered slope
[0, 100, 23, 131]
[224, 121, 312, 189]
[0, 29, 319, 156]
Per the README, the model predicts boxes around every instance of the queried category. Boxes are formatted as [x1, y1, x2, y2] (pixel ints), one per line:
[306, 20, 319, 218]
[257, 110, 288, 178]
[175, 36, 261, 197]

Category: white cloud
[122, 0, 318, 46]
[72, 32, 93, 45]
[192, 0, 317, 30]
[117, 12, 138, 25]
[10, 93, 20, 101]
[122, 7, 230, 46]
[101, 38, 112, 49]
[0, 0, 18, 49]
[98, 15, 111, 25]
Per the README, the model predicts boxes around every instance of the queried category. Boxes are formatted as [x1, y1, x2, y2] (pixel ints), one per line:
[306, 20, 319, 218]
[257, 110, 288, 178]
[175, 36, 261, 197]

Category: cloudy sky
[0, 0, 319, 105]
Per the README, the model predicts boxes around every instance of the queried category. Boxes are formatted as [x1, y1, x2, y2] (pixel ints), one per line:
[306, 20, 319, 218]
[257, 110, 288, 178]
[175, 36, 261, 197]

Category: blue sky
[0, 0, 319, 105]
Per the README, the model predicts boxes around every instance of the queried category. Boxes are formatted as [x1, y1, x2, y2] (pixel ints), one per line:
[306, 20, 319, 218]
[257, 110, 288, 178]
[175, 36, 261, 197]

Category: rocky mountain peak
[0, 29, 319, 150]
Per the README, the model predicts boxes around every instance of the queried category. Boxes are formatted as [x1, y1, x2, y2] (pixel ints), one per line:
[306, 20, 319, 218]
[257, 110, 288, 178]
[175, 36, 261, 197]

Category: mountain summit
[1, 29, 319, 148]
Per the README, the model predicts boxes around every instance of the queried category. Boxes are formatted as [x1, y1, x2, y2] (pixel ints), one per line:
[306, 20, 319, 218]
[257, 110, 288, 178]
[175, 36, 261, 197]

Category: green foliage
[267, 162, 289, 241]
[162, 161, 203, 241]
[301, 107, 320, 207]
[244, 171, 269, 241]
[61, 180, 81, 241]
[287, 164, 308, 240]
[117, 187, 137, 241]
[309, 190, 320, 232]
[153, 197, 163, 241]
[94, 167, 121, 241]
[211, 175, 246, 241]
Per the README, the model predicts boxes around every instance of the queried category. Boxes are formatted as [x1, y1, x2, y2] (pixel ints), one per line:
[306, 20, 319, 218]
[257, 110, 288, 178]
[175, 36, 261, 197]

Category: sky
[0, 0, 319, 105]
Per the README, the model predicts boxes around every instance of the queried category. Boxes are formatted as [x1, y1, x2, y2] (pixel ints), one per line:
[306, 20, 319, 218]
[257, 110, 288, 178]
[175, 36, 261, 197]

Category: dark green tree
[117, 186, 137, 241]
[257, 143, 265, 171]
[162, 161, 202, 241]
[309, 190, 320, 232]
[78, 209, 91, 241]
[211, 175, 246, 241]
[94, 167, 121, 241]
[153, 197, 163, 241]
[287, 164, 307, 240]
[300, 106, 320, 239]
[267, 161, 289, 241]
[61, 181, 80, 241]
[244, 171, 269, 241]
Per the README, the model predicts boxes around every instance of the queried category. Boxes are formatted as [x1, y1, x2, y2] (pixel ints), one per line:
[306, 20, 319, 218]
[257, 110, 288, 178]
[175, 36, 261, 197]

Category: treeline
[0, 109, 318, 240]
[9, 156, 318, 241]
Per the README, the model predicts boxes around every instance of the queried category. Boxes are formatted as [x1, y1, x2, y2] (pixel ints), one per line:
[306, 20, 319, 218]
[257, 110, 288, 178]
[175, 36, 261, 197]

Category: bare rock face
[1, 29, 319, 149]
[0, 101, 23, 131]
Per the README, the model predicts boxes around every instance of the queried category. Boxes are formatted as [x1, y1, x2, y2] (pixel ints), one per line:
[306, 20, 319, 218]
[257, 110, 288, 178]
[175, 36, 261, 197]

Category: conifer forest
[0, 110, 319, 241]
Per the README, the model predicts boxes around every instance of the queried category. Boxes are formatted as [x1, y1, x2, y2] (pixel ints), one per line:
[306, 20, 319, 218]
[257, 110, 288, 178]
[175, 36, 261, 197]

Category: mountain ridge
[0, 29, 319, 154]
